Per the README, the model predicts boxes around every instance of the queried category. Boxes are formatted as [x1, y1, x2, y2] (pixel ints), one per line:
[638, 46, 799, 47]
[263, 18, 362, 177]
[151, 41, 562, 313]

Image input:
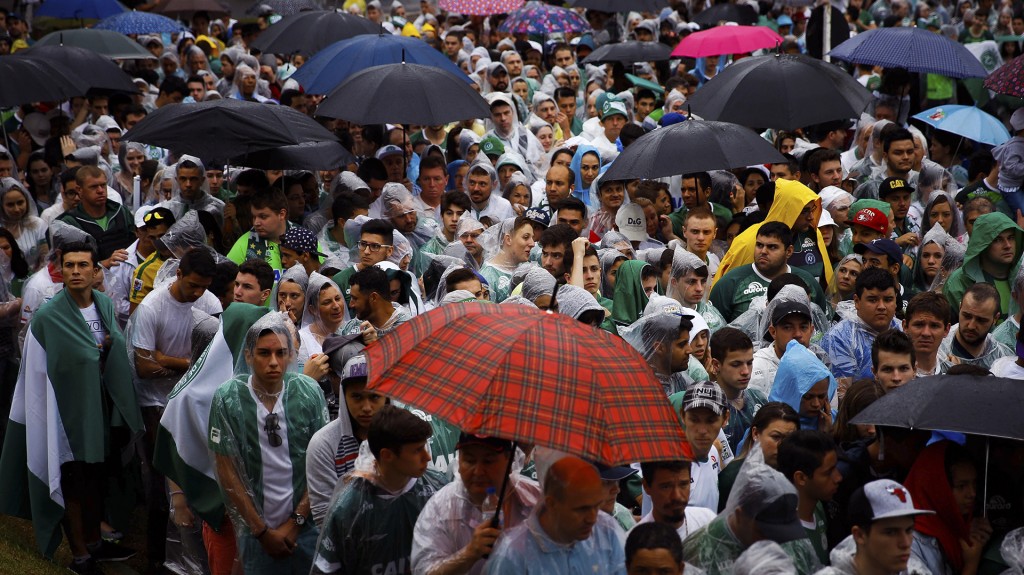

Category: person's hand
[902, 254, 914, 269]
[276, 518, 301, 549]
[14, 129, 32, 152]
[466, 520, 502, 559]
[102, 249, 129, 269]
[302, 353, 330, 380]
[1015, 209, 1024, 230]
[960, 534, 986, 566]
[894, 232, 920, 249]
[817, 407, 833, 434]
[511, 203, 525, 216]
[947, 354, 962, 366]
[658, 215, 677, 241]
[223, 202, 236, 221]
[970, 517, 993, 544]
[360, 321, 378, 344]
[171, 494, 194, 529]
[555, 111, 570, 133]
[257, 526, 295, 559]
[571, 236, 588, 258]
[61, 135, 77, 158]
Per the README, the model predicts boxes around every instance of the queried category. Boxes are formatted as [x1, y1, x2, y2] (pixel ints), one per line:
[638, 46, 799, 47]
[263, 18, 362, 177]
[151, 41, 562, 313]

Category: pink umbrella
[672, 25, 783, 58]
[439, 0, 524, 15]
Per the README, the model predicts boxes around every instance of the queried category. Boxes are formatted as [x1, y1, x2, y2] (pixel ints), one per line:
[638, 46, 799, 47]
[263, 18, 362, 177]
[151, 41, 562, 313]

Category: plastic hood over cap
[769, 339, 837, 425]
[380, 183, 417, 219]
[733, 540, 796, 575]
[666, 247, 707, 304]
[557, 284, 604, 320]
[519, 266, 556, 303]
[49, 219, 97, 254]
[241, 311, 297, 374]
[158, 210, 208, 259]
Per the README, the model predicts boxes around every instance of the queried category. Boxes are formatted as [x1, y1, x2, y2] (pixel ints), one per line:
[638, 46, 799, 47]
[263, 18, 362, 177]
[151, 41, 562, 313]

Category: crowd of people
[1, 0, 1024, 574]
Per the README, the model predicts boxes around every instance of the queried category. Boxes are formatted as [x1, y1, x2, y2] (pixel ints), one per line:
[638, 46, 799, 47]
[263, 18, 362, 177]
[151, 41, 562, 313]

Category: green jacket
[611, 260, 650, 326]
[944, 212, 1023, 318]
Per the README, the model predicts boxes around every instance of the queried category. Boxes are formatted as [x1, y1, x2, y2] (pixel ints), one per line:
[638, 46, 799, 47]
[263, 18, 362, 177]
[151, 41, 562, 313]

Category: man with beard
[937, 283, 1013, 369]
[709, 222, 826, 323]
[636, 460, 716, 541]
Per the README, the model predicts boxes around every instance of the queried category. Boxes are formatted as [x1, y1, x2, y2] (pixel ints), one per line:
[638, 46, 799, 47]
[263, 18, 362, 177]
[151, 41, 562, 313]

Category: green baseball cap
[480, 136, 505, 157]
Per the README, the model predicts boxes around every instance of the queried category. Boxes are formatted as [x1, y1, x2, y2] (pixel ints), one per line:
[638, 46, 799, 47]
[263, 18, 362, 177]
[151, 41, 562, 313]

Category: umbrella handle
[489, 440, 517, 530]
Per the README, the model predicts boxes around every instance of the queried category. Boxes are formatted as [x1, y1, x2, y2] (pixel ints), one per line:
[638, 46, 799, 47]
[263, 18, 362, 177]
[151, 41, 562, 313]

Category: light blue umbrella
[95, 11, 186, 34]
[912, 105, 1010, 147]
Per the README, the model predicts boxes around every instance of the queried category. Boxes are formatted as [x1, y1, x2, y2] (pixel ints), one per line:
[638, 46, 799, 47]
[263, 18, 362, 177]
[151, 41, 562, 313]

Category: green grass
[0, 513, 149, 575]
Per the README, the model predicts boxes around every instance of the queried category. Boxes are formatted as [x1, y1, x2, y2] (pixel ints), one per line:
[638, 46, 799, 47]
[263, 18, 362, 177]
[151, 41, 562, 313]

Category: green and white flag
[152, 303, 268, 528]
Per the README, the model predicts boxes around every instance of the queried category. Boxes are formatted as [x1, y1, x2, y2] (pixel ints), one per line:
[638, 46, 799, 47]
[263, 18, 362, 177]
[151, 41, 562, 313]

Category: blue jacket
[769, 340, 838, 430]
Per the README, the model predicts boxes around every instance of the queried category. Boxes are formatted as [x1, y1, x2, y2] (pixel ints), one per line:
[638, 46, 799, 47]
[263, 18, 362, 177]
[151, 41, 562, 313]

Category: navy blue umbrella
[829, 27, 987, 78]
[94, 11, 186, 34]
[36, 0, 125, 20]
[291, 33, 471, 95]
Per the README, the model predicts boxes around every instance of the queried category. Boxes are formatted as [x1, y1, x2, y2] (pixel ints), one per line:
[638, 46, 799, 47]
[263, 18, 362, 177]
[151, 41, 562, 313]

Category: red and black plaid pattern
[366, 302, 688, 466]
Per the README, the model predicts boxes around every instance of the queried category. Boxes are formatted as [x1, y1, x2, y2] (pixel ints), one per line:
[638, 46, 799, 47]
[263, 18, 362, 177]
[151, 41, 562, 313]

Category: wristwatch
[292, 512, 306, 526]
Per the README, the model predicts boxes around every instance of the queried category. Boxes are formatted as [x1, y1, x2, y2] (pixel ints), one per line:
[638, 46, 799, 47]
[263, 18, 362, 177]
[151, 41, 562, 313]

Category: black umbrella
[686, 53, 872, 130]
[122, 99, 339, 160]
[693, 3, 758, 27]
[228, 141, 355, 170]
[603, 117, 786, 181]
[33, 28, 156, 59]
[158, 0, 229, 17]
[570, 0, 668, 10]
[581, 41, 672, 64]
[250, 10, 380, 56]
[25, 45, 138, 94]
[316, 62, 491, 125]
[246, 0, 322, 16]
[851, 375, 1024, 441]
[0, 55, 85, 107]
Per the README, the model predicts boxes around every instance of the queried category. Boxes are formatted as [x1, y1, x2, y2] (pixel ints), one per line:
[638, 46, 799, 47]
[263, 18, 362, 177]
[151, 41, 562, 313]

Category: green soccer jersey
[710, 264, 826, 324]
[312, 470, 449, 575]
[805, 502, 829, 566]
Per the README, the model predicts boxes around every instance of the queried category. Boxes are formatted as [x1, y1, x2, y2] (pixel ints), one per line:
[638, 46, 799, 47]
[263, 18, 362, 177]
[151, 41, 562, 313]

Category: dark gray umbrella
[316, 62, 491, 125]
[228, 141, 355, 170]
[25, 45, 138, 94]
[250, 10, 380, 56]
[693, 3, 758, 27]
[0, 55, 85, 107]
[33, 28, 156, 59]
[581, 41, 672, 64]
[686, 53, 873, 130]
[157, 0, 229, 18]
[123, 99, 339, 160]
[850, 375, 1024, 441]
[246, 0, 322, 16]
[603, 118, 786, 181]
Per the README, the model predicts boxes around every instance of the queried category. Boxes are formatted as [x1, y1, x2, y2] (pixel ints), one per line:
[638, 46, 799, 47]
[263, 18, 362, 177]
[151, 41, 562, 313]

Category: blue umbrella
[36, 0, 126, 19]
[829, 27, 987, 78]
[94, 11, 186, 34]
[291, 33, 471, 95]
[912, 105, 1010, 147]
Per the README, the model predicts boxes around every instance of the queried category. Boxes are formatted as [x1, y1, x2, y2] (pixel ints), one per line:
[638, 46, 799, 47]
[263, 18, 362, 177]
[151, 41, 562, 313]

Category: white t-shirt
[636, 507, 716, 541]
[131, 284, 222, 407]
[297, 325, 324, 374]
[247, 378, 294, 528]
[79, 303, 107, 347]
[640, 429, 731, 516]
[21, 267, 63, 325]
[992, 356, 1024, 378]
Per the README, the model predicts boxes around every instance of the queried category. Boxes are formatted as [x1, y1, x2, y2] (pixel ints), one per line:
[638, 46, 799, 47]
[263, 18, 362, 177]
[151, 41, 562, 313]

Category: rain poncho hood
[944, 211, 1024, 314]
[921, 190, 963, 239]
[611, 259, 650, 326]
[713, 178, 833, 290]
[302, 272, 347, 332]
[271, 263, 310, 322]
[599, 248, 627, 299]
[557, 284, 604, 320]
[569, 144, 601, 205]
[666, 247, 706, 305]
[768, 340, 837, 430]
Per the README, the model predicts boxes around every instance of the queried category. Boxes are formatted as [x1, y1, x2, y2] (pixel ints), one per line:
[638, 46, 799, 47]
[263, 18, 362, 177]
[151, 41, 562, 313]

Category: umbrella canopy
[33, 28, 155, 59]
[291, 33, 470, 95]
[829, 27, 988, 78]
[157, 0, 228, 17]
[582, 41, 672, 64]
[123, 98, 339, 159]
[316, 62, 491, 125]
[438, 0, 524, 15]
[246, 0, 322, 16]
[35, 0, 126, 20]
[94, 10, 187, 34]
[692, 3, 758, 27]
[249, 10, 380, 56]
[0, 55, 85, 107]
[672, 25, 783, 58]
[228, 141, 355, 170]
[365, 303, 688, 465]
[686, 53, 873, 130]
[604, 118, 786, 181]
[569, 0, 669, 10]
[498, 1, 590, 35]
[850, 375, 1024, 441]
[25, 45, 138, 93]
[983, 54, 1024, 97]
[911, 105, 1010, 147]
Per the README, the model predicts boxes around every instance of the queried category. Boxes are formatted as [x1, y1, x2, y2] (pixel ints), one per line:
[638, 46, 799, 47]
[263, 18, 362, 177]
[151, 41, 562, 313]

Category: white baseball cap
[614, 203, 647, 243]
[854, 479, 934, 522]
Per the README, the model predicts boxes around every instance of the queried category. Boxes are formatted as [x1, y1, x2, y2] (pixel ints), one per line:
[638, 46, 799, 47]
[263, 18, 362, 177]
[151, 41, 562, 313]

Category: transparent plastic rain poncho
[599, 248, 627, 299]
[600, 230, 636, 259]
[516, 265, 556, 304]
[729, 285, 830, 349]
[920, 190, 964, 240]
[270, 264, 309, 326]
[380, 183, 440, 253]
[440, 289, 477, 306]
[818, 533, 933, 575]
[48, 219, 96, 259]
[1001, 527, 1024, 574]
[152, 210, 227, 290]
[915, 162, 959, 211]
[306, 172, 371, 234]
[309, 451, 448, 575]
[170, 155, 224, 223]
[929, 234, 967, 292]
[681, 462, 821, 575]
[732, 540, 795, 575]
[479, 216, 518, 263]
[620, 301, 694, 396]
[848, 119, 893, 184]
[207, 312, 328, 568]
[1, 177, 46, 268]
[557, 284, 605, 321]
[666, 247, 728, 334]
[377, 260, 425, 317]
[496, 151, 535, 185]
[302, 271, 348, 334]
[423, 254, 472, 307]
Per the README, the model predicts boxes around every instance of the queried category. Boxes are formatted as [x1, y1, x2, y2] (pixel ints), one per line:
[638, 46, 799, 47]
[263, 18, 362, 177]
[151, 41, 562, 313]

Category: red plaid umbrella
[365, 302, 687, 466]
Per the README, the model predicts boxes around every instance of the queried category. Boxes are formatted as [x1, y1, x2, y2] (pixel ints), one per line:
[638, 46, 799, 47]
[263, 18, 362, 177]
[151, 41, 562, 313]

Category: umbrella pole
[823, 2, 832, 63]
[490, 440, 518, 529]
[983, 437, 990, 518]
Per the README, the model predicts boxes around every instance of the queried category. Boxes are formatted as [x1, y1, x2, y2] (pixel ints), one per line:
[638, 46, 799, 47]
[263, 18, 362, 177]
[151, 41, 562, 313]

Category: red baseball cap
[848, 207, 889, 234]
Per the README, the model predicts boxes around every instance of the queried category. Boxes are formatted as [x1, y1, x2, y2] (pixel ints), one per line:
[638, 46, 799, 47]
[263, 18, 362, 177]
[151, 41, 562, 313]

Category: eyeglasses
[143, 210, 165, 223]
[358, 240, 392, 253]
[264, 413, 282, 447]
